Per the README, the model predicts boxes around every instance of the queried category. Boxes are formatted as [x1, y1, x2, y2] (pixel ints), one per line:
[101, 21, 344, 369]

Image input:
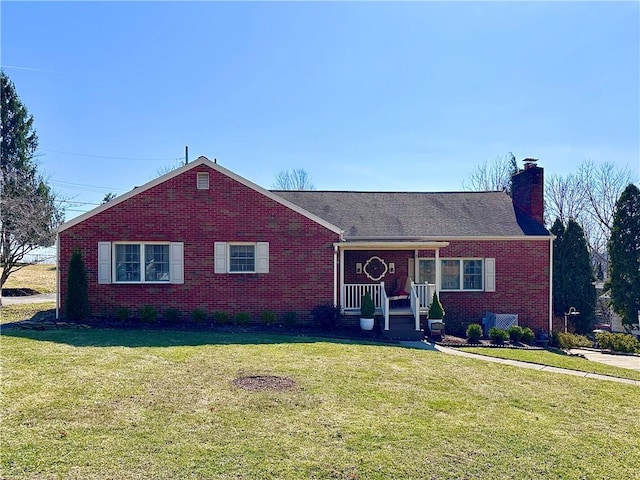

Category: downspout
[548, 236, 554, 333]
[56, 233, 60, 319]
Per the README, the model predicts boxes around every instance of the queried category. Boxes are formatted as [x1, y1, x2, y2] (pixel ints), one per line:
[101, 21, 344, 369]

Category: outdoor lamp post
[564, 307, 580, 333]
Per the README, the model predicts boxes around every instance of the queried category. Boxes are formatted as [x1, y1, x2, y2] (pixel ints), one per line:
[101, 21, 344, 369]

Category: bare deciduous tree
[544, 172, 589, 225]
[1, 170, 64, 288]
[545, 160, 637, 258]
[273, 169, 315, 190]
[462, 153, 518, 192]
[578, 160, 636, 250]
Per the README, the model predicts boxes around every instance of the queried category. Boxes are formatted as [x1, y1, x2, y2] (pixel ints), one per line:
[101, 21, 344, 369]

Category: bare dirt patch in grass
[232, 375, 296, 392]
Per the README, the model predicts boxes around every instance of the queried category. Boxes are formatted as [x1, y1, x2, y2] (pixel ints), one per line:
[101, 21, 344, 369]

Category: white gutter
[334, 241, 449, 250]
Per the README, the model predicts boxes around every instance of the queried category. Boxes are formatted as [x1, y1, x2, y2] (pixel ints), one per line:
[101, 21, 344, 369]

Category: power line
[50, 179, 128, 192]
[40, 148, 185, 162]
[56, 199, 102, 206]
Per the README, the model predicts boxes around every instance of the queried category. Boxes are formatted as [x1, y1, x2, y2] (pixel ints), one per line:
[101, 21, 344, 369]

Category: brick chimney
[511, 158, 544, 225]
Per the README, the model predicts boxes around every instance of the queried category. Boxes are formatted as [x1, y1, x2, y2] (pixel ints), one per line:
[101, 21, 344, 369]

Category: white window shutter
[408, 259, 415, 281]
[485, 258, 496, 292]
[98, 242, 112, 284]
[169, 242, 184, 284]
[214, 242, 227, 273]
[256, 242, 269, 273]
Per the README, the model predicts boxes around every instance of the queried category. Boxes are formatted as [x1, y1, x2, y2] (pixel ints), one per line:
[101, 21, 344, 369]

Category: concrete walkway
[399, 340, 640, 386]
[1, 293, 56, 305]
[569, 348, 640, 371]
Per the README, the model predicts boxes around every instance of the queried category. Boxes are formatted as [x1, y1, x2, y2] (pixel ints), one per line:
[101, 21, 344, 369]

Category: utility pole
[185, 146, 189, 165]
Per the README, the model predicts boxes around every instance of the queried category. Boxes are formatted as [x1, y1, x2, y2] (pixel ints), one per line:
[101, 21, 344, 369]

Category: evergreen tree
[607, 184, 640, 325]
[552, 218, 596, 332]
[550, 218, 567, 318]
[562, 219, 596, 332]
[66, 249, 89, 320]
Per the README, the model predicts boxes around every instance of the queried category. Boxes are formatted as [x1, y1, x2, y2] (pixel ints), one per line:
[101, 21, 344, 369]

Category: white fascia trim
[346, 235, 552, 242]
[59, 156, 342, 235]
[334, 241, 450, 250]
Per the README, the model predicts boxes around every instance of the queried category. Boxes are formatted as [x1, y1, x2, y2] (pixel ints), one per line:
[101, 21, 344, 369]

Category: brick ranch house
[57, 156, 553, 338]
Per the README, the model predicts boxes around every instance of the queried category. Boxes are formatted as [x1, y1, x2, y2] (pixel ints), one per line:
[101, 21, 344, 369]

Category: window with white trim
[114, 243, 170, 282]
[440, 258, 484, 291]
[229, 244, 255, 272]
[418, 259, 436, 284]
[214, 241, 269, 274]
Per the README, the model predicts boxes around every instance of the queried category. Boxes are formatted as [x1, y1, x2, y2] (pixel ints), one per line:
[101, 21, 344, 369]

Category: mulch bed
[436, 334, 543, 350]
[1, 288, 40, 297]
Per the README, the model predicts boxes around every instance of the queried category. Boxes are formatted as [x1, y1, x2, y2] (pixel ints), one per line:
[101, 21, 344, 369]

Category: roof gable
[58, 157, 342, 234]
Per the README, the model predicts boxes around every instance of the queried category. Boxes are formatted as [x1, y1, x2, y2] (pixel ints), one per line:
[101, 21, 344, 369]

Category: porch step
[384, 315, 425, 341]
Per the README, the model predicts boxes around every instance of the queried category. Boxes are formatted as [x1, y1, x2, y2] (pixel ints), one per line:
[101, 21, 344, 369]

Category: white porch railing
[414, 283, 437, 312]
[410, 286, 419, 331]
[343, 281, 436, 332]
[342, 283, 385, 311]
[381, 286, 389, 331]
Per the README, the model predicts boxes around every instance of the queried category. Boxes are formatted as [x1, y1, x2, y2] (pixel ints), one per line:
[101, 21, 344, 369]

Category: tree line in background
[467, 155, 639, 331]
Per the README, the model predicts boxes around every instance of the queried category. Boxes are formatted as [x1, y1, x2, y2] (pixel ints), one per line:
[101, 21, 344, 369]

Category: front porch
[341, 282, 437, 336]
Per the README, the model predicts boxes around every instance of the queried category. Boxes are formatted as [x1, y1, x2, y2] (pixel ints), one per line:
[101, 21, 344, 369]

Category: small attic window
[197, 172, 210, 190]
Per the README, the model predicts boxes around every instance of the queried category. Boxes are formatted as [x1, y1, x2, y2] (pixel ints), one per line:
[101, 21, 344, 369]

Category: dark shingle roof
[273, 190, 550, 239]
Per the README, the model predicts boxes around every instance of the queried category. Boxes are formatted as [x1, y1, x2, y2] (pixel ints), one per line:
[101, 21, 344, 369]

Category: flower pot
[360, 317, 375, 331]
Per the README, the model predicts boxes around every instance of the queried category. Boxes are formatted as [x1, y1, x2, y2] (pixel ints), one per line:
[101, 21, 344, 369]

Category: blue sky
[2, 1, 639, 221]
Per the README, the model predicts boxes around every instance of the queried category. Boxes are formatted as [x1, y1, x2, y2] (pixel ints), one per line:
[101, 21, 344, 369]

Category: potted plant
[427, 292, 445, 338]
[428, 292, 445, 320]
[360, 291, 375, 330]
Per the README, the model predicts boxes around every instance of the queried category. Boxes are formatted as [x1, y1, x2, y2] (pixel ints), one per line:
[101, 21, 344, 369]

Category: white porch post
[414, 249, 419, 282]
[333, 244, 338, 307]
[435, 248, 441, 295]
[339, 247, 345, 310]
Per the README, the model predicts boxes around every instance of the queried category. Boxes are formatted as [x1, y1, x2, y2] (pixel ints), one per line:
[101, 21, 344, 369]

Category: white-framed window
[214, 241, 269, 274]
[97, 242, 184, 285]
[418, 259, 436, 284]
[440, 258, 484, 291]
[229, 244, 255, 273]
[114, 243, 170, 282]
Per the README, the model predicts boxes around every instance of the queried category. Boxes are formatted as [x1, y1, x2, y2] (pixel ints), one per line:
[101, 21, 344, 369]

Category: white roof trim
[58, 156, 342, 234]
[345, 235, 552, 242]
[335, 241, 450, 250]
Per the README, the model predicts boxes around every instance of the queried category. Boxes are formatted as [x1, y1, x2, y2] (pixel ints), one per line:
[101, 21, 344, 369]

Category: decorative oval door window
[363, 256, 388, 282]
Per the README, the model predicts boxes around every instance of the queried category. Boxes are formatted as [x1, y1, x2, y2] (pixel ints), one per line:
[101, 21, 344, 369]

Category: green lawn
[2, 328, 639, 479]
[459, 347, 640, 382]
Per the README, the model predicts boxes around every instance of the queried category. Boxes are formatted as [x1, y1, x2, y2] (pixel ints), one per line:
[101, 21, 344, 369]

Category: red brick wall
[438, 240, 551, 334]
[58, 164, 340, 323]
[343, 240, 551, 334]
